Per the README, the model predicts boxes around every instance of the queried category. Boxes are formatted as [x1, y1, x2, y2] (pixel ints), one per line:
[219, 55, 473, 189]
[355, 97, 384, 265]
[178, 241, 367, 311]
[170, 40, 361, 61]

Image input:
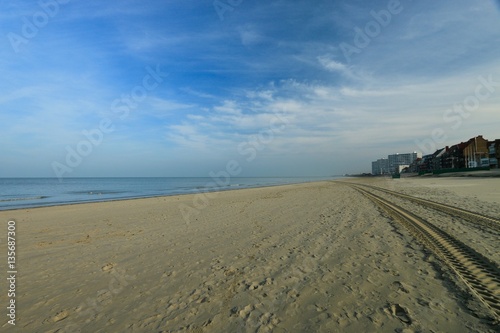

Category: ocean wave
[68, 190, 127, 195]
[0, 196, 49, 202]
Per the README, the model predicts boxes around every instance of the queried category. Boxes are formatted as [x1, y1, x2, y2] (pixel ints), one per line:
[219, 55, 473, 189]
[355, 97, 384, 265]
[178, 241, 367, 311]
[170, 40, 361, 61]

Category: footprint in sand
[391, 281, 410, 294]
[238, 304, 254, 318]
[387, 303, 412, 324]
[101, 263, 114, 272]
[53, 310, 69, 322]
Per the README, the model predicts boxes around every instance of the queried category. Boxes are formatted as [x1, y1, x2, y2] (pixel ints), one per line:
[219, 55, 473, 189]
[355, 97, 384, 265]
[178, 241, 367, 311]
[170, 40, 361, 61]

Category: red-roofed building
[463, 135, 489, 168]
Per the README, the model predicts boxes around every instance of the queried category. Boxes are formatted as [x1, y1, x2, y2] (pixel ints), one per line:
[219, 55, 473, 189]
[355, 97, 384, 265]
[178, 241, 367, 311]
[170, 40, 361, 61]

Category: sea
[0, 177, 338, 211]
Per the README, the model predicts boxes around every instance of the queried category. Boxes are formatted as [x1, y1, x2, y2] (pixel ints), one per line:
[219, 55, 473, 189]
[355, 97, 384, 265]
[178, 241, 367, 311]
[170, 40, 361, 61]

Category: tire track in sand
[350, 185, 500, 322]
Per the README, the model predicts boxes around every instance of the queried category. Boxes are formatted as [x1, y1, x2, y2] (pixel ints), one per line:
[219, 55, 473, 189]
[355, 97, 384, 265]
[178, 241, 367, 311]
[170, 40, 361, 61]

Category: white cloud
[149, 97, 193, 110]
[213, 100, 242, 115]
[339, 87, 397, 97]
[164, 54, 500, 164]
[238, 26, 265, 46]
[181, 87, 217, 99]
[318, 55, 348, 73]
[317, 55, 369, 81]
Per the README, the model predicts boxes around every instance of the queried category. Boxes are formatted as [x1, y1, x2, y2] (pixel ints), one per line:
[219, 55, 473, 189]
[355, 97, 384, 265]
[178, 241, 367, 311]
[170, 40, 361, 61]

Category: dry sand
[0, 178, 498, 332]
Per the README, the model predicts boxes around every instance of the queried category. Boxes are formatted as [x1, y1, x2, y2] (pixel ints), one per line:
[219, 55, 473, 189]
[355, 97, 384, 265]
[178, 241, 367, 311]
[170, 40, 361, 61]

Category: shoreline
[0, 177, 337, 212]
[2, 173, 498, 212]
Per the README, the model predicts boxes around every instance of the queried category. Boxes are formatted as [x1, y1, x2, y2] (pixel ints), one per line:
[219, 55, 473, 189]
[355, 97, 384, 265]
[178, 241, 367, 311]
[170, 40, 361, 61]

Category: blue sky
[1, 0, 500, 177]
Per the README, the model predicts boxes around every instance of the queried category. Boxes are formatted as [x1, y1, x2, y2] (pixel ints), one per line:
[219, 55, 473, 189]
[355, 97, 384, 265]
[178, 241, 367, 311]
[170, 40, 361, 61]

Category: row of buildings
[371, 135, 500, 175]
[372, 152, 421, 175]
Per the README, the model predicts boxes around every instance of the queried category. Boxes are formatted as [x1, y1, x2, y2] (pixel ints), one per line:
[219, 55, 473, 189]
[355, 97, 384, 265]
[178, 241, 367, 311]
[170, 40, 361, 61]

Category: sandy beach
[1, 178, 498, 332]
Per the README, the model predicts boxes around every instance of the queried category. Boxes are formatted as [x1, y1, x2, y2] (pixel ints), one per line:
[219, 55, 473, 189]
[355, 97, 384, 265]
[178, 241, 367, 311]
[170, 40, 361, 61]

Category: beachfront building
[374, 135, 500, 174]
[489, 139, 500, 169]
[371, 158, 389, 175]
[463, 135, 489, 168]
[417, 154, 435, 173]
[397, 165, 410, 173]
[440, 142, 467, 169]
[432, 148, 447, 170]
[388, 152, 421, 174]
[408, 157, 422, 173]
